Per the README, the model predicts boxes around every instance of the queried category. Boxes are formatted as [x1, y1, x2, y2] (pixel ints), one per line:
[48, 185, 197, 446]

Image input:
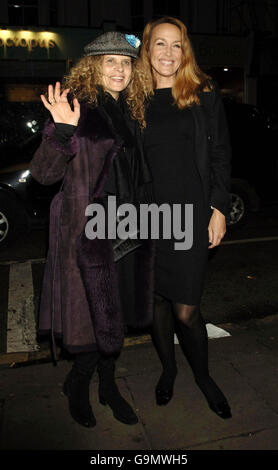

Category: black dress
[143, 88, 209, 305]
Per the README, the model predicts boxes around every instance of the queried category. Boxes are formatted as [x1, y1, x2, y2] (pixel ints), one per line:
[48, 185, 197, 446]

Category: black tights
[151, 294, 227, 405]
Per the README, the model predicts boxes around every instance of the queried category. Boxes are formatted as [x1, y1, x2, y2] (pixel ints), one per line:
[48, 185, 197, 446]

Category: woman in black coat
[30, 32, 154, 428]
[138, 17, 232, 419]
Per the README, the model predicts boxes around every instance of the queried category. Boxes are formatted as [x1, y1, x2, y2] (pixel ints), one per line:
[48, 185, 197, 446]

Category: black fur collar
[76, 88, 135, 148]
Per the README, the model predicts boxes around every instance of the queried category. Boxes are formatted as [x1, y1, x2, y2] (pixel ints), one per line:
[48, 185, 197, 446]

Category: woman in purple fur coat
[30, 32, 154, 428]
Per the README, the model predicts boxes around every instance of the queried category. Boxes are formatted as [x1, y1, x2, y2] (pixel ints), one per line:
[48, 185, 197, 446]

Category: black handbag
[112, 229, 143, 262]
[100, 200, 143, 262]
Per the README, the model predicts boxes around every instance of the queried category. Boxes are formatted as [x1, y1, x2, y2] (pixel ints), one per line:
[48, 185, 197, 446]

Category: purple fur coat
[30, 102, 154, 356]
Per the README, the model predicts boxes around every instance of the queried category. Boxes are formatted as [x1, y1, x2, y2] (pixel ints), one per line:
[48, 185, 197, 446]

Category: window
[153, 0, 180, 18]
[50, 0, 58, 27]
[8, 0, 38, 26]
[131, 0, 144, 31]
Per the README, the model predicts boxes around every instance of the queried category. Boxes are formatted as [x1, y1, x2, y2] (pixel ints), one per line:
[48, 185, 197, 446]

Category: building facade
[0, 0, 277, 110]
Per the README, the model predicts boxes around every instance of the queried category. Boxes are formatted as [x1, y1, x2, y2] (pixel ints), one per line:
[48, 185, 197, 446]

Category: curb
[1, 315, 277, 367]
[0, 334, 153, 367]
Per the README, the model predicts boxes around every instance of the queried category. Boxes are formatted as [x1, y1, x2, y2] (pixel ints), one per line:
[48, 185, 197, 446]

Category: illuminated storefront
[0, 26, 101, 102]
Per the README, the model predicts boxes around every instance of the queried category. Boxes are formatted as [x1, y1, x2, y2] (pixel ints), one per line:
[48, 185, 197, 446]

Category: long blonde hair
[62, 55, 146, 128]
[137, 16, 212, 108]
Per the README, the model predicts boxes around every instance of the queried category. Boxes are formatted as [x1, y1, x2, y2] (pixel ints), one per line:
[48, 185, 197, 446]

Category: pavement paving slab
[125, 353, 278, 450]
[0, 362, 149, 450]
[0, 317, 278, 451]
[188, 427, 278, 450]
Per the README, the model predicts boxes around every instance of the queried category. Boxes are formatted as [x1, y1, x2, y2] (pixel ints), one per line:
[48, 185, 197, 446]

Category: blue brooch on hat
[125, 34, 141, 48]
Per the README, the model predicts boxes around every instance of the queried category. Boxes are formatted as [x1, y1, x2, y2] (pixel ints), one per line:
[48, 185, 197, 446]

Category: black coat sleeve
[207, 82, 232, 216]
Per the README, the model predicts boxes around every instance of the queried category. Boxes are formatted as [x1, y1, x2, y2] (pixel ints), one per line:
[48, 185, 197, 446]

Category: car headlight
[19, 169, 30, 183]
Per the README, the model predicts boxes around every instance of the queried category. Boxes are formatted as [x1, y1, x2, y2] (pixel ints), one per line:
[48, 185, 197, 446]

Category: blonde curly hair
[62, 55, 146, 128]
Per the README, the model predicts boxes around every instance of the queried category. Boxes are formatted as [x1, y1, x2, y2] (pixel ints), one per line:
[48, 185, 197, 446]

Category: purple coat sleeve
[29, 120, 78, 185]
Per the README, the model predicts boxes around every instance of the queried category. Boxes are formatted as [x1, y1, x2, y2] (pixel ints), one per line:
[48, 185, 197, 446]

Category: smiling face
[100, 54, 132, 99]
[148, 22, 182, 88]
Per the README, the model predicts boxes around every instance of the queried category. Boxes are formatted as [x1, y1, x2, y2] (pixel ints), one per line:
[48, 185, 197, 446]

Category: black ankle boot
[155, 367, 178, 406]
[97, 356, 138, 425]
[63, 352, 98, 428]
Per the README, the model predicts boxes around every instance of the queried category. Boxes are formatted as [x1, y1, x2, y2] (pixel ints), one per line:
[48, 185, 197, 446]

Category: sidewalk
[0, 316, 278, 451]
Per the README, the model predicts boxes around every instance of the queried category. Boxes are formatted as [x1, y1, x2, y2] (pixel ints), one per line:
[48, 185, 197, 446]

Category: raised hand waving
[41, 81, 80, 126]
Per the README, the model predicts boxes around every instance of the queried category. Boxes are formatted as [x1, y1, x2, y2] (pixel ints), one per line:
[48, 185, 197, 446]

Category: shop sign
[0, 27, 102, 62]
[0, 36, 55, 50]
[0, 29, 57, 55]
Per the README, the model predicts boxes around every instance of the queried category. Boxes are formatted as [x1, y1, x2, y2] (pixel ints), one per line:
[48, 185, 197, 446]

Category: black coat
[193, 82, 232, 217]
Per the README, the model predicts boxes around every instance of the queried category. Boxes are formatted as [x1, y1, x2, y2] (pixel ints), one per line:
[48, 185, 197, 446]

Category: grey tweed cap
[84, 31, 141, 59]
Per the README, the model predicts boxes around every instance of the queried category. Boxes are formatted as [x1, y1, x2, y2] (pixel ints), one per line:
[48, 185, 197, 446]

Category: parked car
[0, 102, 59, 246]
[0, 139, 60, 247]
[0, 99, 277, 247]
[224, 99, 278, 226]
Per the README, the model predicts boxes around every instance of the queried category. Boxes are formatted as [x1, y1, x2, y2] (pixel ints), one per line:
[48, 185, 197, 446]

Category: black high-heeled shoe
[195, 376, 232, 420]
[155, 386, 174, 406]
[209, 400, 232, 419]
[155, 368, 177, 406]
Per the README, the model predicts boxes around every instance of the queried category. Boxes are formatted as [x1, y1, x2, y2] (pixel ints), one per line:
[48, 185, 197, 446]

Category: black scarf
[98, 88, 140, 205]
